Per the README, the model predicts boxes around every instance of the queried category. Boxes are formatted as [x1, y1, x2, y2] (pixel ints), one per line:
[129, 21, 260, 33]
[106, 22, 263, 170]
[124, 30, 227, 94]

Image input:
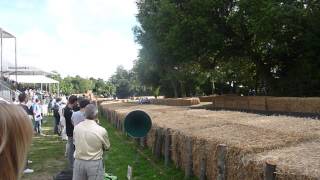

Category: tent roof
[0, 28, 15, 38]
[8, 75, 59, 84]
[3, 65, 55, 76]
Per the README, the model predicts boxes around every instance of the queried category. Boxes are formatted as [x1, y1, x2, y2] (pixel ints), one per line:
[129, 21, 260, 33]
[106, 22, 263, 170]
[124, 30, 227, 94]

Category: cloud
[4, 0, 140, 80]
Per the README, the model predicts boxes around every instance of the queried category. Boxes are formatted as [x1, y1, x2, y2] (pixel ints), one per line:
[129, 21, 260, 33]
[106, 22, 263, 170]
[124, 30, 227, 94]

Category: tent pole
[15, 38, 17, 82]
[41, 83, 43, 99]
[0, 28, 3, 77]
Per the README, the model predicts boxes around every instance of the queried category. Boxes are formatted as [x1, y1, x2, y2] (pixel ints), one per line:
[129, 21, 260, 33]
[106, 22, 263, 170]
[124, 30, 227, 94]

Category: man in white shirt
[73, 104, 110, 180]
[71, 99, 90, 127]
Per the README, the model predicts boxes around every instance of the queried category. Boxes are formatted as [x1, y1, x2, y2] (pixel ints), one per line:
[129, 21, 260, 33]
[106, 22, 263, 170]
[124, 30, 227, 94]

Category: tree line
[132, 0, 320, 97]
[53, 0, 320, 98]
[51, 67, 154, 99]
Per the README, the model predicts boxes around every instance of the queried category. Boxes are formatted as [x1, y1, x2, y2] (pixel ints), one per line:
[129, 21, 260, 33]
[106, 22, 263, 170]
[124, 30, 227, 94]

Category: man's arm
[71, 113, 75, 125]
[102, 130, 110, 151]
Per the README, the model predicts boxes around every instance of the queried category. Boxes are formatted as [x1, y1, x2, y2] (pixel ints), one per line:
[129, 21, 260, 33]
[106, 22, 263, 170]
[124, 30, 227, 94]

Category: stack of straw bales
[212, 96, 320, 115]
[199, 96, 216, 102]
[100, 103, 320, 180]
[150, 98, 200, 106]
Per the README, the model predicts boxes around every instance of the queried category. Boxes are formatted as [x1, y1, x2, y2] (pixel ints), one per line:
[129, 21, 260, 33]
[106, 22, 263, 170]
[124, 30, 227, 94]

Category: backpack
[53, 103, 60, 118]
[53, 170, 73, 180]
[29, 105, 34, 114]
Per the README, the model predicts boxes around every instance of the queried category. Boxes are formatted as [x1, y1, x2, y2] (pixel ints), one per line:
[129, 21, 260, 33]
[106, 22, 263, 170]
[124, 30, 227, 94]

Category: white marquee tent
[8, 75, 60, 96]
[8, 75, 59, 84]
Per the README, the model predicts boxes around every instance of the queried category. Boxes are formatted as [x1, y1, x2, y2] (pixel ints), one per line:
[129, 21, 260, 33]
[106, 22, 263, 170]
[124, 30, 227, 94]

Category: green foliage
[133, 0, 320, 97]
[50, 74, 115, 97]
[110, 66, 153, 98]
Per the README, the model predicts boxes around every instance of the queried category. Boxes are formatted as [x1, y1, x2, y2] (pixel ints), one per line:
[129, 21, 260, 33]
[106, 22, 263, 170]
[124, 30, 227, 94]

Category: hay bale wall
[100, 102, 320, 180]
[150, 98, 200, 106]
[199, 96, 216, 102]
[212, 96, 320, 115]
[266, 97, 320, 114]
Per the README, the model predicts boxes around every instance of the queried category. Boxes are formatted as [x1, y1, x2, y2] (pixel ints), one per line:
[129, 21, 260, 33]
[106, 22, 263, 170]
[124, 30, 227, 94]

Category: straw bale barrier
[100, 103, 320, 180]
[150, 98, 200, 106]
[266, 97, 320, 114]
[248, 96, 267, 111]
[212, 96, 320, 115]
[199, 96, 216, 102]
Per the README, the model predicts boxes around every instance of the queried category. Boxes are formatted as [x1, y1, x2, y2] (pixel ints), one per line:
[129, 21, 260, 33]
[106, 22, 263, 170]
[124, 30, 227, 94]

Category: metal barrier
[0, 81, 17, 102]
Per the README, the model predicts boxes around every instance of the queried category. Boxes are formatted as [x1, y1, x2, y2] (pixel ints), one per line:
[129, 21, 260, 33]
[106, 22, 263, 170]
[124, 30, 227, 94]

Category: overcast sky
[0, 0, 140, 80]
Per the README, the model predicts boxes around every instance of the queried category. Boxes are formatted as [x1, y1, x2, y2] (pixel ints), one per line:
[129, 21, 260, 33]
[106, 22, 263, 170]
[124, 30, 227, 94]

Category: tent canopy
[8, 75, 59, 84]
[0, 28, 15, 38]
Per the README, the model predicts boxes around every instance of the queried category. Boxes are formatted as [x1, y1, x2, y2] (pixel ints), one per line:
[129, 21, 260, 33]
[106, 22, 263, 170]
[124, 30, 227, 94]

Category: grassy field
[22, 115, 194, 180]
[22, 116, 67, 180]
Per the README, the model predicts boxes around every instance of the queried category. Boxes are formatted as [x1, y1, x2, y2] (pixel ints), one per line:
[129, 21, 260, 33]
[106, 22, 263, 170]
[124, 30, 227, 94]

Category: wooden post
[217, 144, 227, 180]
[164, 128, 171, 166]
[114, 112, 118, 129]
[153, 129, 158, 156]
[200, 156, 207, 180]
[122, 120, 126, 133]
[264, 161, 276, 180]
[135, 138, 140, 145]
[140, 137, 146, 148]
[118, 118, 120, 130]
[114, 113, 117, 128]
[185, 137, 193, 179]
[108, 110, 111, 122]
[200, 140, 207, 180]
[111, 111, 114, 123]
[155, 128, 163, 159]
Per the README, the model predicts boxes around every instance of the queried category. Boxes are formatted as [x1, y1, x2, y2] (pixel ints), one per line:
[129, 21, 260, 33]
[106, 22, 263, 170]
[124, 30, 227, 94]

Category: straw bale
[223, 96, 237, 109]
[223, 96, 249, 110]
[187, 124, 308, 180]
[264, 97, 320, 114]
[286, 97, 320, 113]
[213, 96, 225, 108]
[199, 96, 216, 102]
[235, 115, 320, 138]
[249, 140, 320, 180]
[297, 98, 320, 114]
[100, 103, 320, 180]
[266, 97, 293, 112]
[247, 96, 267, 111]
[150, 98, 200, 106]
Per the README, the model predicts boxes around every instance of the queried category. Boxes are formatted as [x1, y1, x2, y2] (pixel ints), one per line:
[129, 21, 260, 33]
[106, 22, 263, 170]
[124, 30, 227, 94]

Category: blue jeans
[68, 137, 75, 169]
[34, 120, 41, 134]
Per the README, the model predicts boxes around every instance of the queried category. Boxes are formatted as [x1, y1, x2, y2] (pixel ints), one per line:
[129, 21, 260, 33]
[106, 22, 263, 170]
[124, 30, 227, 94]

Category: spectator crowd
[0, 91, 110, 180]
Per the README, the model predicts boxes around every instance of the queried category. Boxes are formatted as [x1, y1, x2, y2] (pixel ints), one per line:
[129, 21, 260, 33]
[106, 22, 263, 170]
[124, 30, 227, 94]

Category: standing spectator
[73, 104, 110, 180]
[32, 99, 43, 135]
[59, 100, 68, 157]
[0, 103, 33, 180]
[71, 99, 90, 127]
[53, 98, 62, 134]
[64, 95, 78, 169]
[59, 100, 68, 141]
[48, 98, 53, 116]
[18, 93, 34, 174]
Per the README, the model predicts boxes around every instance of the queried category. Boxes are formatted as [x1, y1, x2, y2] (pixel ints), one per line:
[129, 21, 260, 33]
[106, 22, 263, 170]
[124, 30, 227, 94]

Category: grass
[22, 116, 68, 180]
[22, 115, 196, 180]
[100, 115, 196, 180]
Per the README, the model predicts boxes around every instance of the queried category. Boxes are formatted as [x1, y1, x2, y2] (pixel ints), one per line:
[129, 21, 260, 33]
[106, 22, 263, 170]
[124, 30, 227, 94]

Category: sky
[0, 0, 140, 80]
